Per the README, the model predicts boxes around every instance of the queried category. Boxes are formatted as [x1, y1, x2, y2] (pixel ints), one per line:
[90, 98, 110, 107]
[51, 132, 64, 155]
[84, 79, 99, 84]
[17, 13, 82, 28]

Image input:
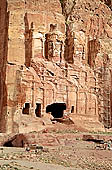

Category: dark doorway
[35, 103, 41, 117]
[71, 106, 74, 113]
[46, 103, 66, 118]
[22, 103, 30, 115]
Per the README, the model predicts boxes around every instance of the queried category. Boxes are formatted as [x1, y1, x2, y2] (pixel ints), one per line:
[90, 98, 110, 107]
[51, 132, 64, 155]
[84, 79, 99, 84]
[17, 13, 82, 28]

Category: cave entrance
[35, 103, 41, 117]
[46, 103, 66, 118]
[22, 103, 30, 115]
[3, 140, 13, 147]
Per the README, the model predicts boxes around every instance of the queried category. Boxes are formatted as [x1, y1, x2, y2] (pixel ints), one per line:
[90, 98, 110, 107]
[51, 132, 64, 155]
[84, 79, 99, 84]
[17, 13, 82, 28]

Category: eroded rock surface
[0, 0, 112, 133]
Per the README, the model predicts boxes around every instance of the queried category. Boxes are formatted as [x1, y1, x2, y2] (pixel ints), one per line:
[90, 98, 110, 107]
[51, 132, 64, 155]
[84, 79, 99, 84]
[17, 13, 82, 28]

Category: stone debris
[83, 134, 112, 150]
[95, 141, 112, 150]
[51, 117, 74, 125]
[25, 144, 45, 153]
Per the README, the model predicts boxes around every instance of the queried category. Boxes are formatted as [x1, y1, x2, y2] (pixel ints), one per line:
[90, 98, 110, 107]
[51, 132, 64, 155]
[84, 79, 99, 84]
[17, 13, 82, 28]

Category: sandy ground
[0, 159, 78, 170]
[0, 123, 112, 170]
[0, 136, 112, 170]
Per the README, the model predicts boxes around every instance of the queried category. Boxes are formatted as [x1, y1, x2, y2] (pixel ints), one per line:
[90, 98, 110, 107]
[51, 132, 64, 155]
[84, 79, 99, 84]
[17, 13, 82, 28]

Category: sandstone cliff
[0, 0, 112, 133]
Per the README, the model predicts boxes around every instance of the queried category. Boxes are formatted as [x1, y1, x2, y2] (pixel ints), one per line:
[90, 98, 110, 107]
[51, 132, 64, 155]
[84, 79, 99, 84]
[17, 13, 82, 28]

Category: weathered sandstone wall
[61, 0, 112, 129]
[0, 0, 9, 132]
[0, 0, 112, 133]
[5, 0, 66, 133]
